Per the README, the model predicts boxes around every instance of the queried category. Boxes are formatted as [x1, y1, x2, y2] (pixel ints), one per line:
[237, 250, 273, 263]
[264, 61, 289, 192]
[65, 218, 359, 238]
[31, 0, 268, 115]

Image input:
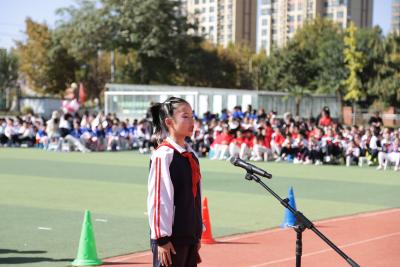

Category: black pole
[295, 225, 305, 267]
[244, 172, 360, 267]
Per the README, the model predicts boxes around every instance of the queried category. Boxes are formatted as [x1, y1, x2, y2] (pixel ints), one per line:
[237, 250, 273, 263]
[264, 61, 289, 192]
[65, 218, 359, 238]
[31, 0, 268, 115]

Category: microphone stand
[244, 172, 360, 267]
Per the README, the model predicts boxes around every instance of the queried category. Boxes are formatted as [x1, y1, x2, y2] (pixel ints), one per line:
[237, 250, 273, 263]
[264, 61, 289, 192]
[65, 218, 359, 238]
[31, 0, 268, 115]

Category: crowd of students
[1, 105, 399, 171]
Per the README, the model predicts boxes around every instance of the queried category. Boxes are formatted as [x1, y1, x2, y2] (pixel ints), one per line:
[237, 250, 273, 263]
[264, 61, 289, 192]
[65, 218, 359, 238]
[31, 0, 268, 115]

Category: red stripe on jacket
[157, 157, 161, 238]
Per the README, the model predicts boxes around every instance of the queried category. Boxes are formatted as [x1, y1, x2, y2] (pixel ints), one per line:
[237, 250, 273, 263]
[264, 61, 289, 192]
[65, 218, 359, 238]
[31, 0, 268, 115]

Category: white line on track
[108, 251, 152, 262]
[250, 231, 400, 267]
[221, 208, 400, 242]
[38, 227, 52, 231]
[108, 208, 400, 263]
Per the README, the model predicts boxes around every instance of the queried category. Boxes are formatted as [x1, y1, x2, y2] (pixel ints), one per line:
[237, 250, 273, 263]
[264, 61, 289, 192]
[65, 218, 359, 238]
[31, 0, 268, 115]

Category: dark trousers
[369, 148, 379, 162]
[307, 149, 323, 162]
[151, 242, 198, 267]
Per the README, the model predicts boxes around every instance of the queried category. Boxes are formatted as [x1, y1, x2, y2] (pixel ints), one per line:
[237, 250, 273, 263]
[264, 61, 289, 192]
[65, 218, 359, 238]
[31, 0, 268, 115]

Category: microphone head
[230, 156, 239, 165]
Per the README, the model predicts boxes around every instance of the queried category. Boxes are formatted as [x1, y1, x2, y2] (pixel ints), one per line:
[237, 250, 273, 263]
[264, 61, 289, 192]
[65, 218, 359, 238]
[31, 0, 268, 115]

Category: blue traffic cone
[281, 187, 297, 228]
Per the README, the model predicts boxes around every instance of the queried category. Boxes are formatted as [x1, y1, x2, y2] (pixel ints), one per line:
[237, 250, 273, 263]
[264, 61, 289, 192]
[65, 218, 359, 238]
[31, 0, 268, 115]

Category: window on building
[209, 16, 214, 22]
[262, 8, 268, 15]
[262, 0, 271, 5]
[262, 29, 268, 36]
[261, 40, 268, 49]
[262, 19, 268, 26]
[288, 4, 294, 11]
[337, 11, 344, 18]
[297, 15, 302, 22]
[194, 0, 199, 4]
[288, 15, 295, 22]
[210, 6, 214, 12]
[298, 3, 303, 9]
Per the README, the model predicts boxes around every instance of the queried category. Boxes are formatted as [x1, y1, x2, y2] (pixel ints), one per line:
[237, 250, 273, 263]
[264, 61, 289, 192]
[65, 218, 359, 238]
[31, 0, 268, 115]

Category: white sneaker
[254, 157, 263, 162]
[394, 166, 399, 171]
[303, 159, 312, 165]
[315, 160, 322, 166]
[275, 157, 282, 162]
[376, 166, 383, 170]
[293, 158, 302, 164]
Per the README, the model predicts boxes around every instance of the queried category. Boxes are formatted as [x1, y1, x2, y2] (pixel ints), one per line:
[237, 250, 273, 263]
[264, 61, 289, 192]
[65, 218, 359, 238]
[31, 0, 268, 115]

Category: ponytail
[149, 97, 190, 145]
[150, 103, 167, 145]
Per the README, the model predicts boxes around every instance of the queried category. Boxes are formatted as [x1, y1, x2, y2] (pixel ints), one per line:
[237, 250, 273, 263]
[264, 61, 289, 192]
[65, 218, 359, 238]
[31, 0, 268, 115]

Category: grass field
[1, 148, 399, 267]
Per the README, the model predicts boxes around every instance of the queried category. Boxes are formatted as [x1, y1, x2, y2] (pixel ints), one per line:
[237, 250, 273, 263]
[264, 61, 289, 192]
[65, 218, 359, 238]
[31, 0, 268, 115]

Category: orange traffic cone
[201, 197, 216, 244]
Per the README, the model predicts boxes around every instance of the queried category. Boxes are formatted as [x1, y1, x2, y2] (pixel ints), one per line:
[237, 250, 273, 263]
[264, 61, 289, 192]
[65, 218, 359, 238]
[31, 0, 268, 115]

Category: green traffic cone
[71, 210, 102, 266]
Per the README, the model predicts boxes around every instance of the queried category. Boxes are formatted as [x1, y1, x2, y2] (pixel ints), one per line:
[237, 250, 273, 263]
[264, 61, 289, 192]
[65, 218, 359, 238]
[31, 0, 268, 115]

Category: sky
[0, 0, 393, 50]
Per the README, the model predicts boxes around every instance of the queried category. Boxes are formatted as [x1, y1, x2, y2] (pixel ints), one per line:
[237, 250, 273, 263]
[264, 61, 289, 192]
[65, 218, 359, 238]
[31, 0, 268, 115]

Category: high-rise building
[392, 0, 400, 33]
[256, 0, 373, 54]
[185, 0, 257, 51]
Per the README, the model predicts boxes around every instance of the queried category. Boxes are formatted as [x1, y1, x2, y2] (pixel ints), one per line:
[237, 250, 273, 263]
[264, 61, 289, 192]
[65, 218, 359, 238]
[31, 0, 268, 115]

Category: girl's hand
[158, 242, 176, 266]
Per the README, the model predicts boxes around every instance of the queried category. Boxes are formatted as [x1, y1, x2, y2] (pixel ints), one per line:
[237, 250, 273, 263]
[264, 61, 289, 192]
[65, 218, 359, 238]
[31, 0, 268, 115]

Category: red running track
[101, 208, 400, 267]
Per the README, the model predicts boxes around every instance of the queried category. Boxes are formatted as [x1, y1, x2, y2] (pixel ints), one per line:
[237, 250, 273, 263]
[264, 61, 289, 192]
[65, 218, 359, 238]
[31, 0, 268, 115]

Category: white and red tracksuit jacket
[147, 137, 202, 246]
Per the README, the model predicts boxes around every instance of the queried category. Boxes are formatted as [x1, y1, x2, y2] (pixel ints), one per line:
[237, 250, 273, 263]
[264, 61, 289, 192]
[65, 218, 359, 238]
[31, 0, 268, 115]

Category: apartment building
[256, 0, 373, 54]
[185, 0, 257, 51]
[183, 0, 373, 54]
[392, 0, 400, 33]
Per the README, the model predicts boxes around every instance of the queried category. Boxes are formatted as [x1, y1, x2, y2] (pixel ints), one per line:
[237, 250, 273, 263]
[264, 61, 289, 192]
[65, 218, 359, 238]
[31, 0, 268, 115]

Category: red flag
[79, 83, 86, 103]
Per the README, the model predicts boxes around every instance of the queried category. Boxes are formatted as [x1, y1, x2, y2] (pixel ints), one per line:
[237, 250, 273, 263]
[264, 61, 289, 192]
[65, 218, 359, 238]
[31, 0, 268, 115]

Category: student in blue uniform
[147, 97, 202, 267]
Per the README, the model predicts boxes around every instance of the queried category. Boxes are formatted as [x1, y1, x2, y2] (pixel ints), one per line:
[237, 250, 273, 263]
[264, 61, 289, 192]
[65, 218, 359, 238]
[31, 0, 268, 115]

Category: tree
[260, 18, 345, 92]
[56, 0, 111, 61]
[173, 40, 236, 88]
[368, 33, 400, 107]
[343, 22, 366, 102]
[102, 0, 196, 84]
[0, 49, 18, 91]
[250, 50, 268, 91]
[0, 48, 18, 109]
[16, 18, 78, 95]
[352, 26, 385, 107]
[292, 18, 346, 94]
[56, 0, 112, 98]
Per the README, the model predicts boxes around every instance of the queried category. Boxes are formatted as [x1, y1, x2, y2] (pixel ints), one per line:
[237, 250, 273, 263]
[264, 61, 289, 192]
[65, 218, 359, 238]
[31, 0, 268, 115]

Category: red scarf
[158, 140, 201, 198]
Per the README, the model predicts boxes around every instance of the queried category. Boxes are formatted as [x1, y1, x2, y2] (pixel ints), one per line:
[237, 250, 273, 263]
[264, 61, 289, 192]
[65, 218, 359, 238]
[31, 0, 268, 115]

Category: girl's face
[167, 103, 194, 138]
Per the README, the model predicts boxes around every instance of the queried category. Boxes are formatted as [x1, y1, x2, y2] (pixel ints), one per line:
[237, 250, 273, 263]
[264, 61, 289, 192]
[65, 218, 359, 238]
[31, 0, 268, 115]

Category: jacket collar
[166, 136, 187, 154]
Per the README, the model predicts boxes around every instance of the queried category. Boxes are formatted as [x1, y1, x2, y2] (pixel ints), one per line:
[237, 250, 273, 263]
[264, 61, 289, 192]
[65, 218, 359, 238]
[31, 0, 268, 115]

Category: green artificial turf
[0, 148, 399, 266]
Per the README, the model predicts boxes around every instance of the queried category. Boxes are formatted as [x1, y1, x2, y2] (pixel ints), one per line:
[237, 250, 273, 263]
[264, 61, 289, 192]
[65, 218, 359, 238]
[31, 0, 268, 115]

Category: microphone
[230, 157, 272, 179]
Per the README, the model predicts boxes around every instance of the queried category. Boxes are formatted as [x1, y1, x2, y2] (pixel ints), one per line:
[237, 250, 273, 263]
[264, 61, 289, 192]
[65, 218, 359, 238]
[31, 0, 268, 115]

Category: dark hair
[150, 97, 190, 144]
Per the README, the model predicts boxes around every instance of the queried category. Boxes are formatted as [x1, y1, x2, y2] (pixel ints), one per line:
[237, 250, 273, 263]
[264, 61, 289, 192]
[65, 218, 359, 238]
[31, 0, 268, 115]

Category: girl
[147, 97, 202, 267]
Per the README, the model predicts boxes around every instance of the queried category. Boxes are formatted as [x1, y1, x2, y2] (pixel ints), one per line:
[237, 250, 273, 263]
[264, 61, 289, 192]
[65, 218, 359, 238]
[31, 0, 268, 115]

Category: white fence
[105, 84, 341, 120]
